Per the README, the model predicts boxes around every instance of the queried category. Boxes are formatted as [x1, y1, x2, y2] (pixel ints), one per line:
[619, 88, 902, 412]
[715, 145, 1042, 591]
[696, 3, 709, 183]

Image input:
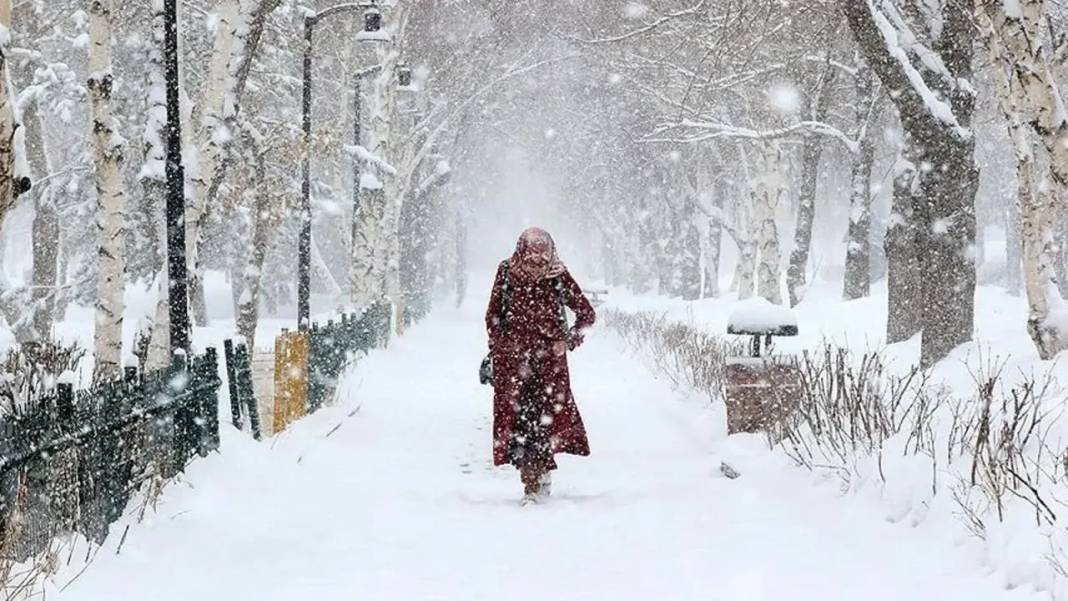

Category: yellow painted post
[272, 330, 309, 434]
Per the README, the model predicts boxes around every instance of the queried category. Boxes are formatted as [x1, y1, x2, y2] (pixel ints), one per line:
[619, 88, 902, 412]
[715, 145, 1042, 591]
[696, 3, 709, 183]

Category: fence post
[202, 347, 221, 454]
[168, 352, 190, 473]
[308, 323, 324, 413]
[223, 339, 243, 430]
[235, 344, 262, 440]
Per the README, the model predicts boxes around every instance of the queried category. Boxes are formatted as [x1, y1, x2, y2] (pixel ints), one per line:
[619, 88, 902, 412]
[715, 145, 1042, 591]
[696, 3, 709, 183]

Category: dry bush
[777, 346, 934, 483]
[601, 309, 740, 402]
[0, 474, 59, 601]
[950, 360, 1062, 536]
[0, 341, 85, 416]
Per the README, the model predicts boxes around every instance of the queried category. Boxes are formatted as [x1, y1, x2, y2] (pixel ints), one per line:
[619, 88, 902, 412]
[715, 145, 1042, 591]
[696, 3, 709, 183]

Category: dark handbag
[479, 354, 493, 385]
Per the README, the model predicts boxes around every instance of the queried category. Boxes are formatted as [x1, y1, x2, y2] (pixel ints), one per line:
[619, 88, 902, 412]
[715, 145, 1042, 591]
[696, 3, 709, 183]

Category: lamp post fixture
[299, 1, 384, 331]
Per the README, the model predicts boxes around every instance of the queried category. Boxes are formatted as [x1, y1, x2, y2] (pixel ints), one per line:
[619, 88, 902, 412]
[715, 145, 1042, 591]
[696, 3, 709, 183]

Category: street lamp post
[298, 1, 384, 331]
[163, 0, 190, 352]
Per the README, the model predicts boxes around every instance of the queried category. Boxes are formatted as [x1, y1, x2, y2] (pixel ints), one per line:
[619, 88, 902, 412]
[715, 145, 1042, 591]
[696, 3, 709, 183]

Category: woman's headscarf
[509, 227, 566, 282]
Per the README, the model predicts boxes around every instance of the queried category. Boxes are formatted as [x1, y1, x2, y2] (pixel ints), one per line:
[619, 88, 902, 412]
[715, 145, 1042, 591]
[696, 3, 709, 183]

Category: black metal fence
[308, 302, 391, 411]
[223, 339, 262, 440]
[0, 349, 221, 560]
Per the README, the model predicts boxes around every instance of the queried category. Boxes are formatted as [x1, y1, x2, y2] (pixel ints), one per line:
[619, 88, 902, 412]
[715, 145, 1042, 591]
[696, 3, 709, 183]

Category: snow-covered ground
[45, 299, 1044, 600]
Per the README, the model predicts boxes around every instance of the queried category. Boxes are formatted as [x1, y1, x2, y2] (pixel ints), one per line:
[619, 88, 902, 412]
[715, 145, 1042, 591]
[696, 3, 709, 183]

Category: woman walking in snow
[484, 227, 596, 503]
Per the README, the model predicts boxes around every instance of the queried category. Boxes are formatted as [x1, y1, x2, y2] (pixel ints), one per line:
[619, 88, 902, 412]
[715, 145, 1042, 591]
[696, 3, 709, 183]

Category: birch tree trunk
[978, 0, 1067, 357]
[89, 0, 126, 382]
[236, 180, 273, 350]
[755, 143, 784, 305]
[704, 180, 724, 299]
[843, 65, 877, 301]
[182, 0, 238, 327]
[140, 0, 170, 371]
[351, 1, 409, 310]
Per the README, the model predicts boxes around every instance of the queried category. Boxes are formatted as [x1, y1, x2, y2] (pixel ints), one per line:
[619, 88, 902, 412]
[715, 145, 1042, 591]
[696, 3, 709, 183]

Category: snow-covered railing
[0, 349, 222, 560]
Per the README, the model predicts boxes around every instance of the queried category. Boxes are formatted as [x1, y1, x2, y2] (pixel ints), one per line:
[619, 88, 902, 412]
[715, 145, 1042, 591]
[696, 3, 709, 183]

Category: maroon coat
[485, 262, 596, 467]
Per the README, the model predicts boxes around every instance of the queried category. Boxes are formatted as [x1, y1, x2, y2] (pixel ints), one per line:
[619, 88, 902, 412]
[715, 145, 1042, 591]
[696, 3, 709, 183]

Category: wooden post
[272, 330, 309, 433]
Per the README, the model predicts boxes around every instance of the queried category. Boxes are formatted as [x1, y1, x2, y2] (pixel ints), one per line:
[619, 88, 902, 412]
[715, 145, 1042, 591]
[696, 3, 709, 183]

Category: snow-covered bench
[724, 298, 800, 435]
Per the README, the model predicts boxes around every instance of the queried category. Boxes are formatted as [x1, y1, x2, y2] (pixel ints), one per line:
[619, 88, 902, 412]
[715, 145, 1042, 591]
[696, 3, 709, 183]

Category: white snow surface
[46, 300, 1041, 601]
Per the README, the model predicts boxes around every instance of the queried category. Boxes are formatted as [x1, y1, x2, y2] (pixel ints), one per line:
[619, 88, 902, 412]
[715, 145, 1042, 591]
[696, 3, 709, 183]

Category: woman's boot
[520, 466, 542, 503]
[538, 471, 552, 497]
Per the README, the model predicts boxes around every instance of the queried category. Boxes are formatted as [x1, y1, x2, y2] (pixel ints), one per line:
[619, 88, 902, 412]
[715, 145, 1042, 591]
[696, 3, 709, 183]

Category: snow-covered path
[54, 306, 1040, 601]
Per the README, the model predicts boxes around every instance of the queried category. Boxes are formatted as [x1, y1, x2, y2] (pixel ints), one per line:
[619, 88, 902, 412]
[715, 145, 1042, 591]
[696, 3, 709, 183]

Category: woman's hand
[566, 327, 585, 350]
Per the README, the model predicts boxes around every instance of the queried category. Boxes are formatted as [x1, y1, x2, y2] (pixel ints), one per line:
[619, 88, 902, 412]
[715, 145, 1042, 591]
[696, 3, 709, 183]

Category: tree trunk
[755, 144, 784, 305]
[885, 148, 923, 343]
[454, 208, 466, 308]
[89, 0, 127, 382]
[236, 184, 273, 351]
[1005, 195, 1023, 295]
[843, 66, 876, 301]
[138, 0, 169, 366]
[843, 0, 978, 366]
[978, 0, 1066, 357]
[0, 4, 17, 228]
[786, 63, 836, 307]
[681, 209, 702, 301]
[351, 3, 409, 310]
[182, 0, 238, 328]
[23, 100, 57, 341]
[705, 223, 721, 299]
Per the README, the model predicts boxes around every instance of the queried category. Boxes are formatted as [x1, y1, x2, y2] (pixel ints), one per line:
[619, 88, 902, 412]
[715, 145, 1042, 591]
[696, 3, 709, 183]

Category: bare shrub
[601, 308, 740, 402]
[776, 346, 935, 483]
[0, 341, 85, 416]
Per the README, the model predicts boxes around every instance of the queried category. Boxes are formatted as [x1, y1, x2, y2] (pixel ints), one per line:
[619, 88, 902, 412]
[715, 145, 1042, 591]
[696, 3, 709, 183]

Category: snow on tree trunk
[978, 0, 1067, 358]
[88, 0, 127, 382]
[754, 143, 783, 305]
[843, 65, 876, 301]
[786, 63, 835, 307]
[843, 0, 978, 366]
